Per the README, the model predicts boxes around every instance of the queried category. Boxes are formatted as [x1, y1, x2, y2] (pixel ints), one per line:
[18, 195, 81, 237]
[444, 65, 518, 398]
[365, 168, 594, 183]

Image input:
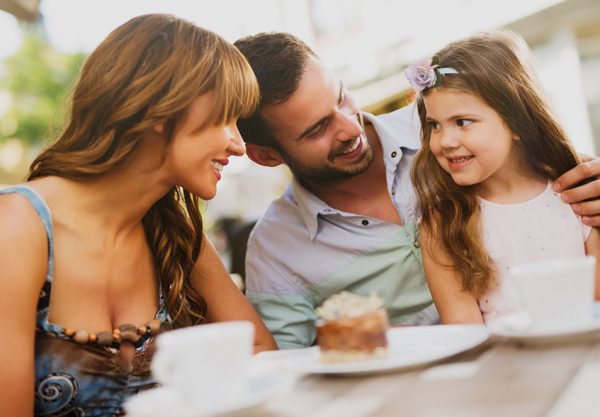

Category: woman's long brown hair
[411, 31, 579, 298]
[27, 14, 259, 326]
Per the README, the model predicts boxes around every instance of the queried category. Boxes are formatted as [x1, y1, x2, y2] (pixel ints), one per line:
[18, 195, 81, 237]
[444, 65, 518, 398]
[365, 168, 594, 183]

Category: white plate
[255, 324, 489, 375]
[491, 318, 600, 344]
[125, 372, 296, 417]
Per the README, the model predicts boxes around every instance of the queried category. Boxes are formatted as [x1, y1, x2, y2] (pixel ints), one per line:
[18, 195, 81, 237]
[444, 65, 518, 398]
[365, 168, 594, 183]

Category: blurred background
[1, 0, 599, 280]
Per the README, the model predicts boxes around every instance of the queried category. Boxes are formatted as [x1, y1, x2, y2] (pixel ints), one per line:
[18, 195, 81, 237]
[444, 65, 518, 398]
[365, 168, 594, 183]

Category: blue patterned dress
[0, 185, 171, 416]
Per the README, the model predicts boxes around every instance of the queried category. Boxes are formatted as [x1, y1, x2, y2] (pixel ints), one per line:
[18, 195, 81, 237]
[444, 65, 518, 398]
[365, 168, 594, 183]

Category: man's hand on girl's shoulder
[555, 155, 600, 226]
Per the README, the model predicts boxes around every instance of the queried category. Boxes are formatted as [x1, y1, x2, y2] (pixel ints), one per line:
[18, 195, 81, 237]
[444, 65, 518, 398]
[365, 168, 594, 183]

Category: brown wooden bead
[113, 328, 121, 334]
[118, 324, 137, 333]
[121, 330, 139, 342]
[113, 333, 122, 343]
[73, 330, 89, 344]
[138, 325, 148, 335]
[148, 319, 161, 334]
[64, 328, 75, 337]
[89, 333, 97, 344]
[96, 331, 114, 346]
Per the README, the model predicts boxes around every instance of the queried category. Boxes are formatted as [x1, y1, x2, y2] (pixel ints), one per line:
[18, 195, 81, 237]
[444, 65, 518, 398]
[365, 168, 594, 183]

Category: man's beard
[280, 139, 374, 184]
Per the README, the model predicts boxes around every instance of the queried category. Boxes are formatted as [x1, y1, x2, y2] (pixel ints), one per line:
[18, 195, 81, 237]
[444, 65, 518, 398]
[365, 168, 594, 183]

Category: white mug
[510, 256, 596, 331]
[152, 321, 254, 405]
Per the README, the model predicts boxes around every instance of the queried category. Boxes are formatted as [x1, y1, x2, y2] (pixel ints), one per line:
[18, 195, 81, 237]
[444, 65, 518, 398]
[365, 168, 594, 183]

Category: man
[235, 32, 600, 349]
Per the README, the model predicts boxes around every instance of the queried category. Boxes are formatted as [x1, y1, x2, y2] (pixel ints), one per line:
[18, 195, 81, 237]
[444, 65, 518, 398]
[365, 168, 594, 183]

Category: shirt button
[391, 188, 396, 195]
[391, 151, 397, 158]
[414, 239, 421, 248]
[361, 220, 369, 226]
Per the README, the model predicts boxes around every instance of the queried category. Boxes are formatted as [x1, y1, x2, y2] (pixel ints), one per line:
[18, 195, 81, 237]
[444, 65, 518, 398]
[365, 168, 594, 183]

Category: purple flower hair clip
[404, 57, 458, 92]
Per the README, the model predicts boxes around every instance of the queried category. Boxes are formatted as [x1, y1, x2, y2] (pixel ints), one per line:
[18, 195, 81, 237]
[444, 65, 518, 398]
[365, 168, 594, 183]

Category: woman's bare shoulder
[0, 190, 50, 283]
[0, 191, 48, 235]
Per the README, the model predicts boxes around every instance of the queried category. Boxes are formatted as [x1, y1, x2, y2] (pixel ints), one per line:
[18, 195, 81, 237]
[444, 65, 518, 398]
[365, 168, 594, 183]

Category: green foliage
[0, 27, 86, 145]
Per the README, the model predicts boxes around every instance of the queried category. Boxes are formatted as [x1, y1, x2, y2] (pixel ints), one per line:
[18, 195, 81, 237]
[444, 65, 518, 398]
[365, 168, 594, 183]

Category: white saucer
[125, 372, 295, 417]
[491, 318, 600, 344]
[255, 324, 489, 375]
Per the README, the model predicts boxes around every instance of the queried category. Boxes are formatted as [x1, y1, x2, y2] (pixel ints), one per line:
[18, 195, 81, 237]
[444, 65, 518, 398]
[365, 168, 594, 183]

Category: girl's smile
[446, 155, 475, 171]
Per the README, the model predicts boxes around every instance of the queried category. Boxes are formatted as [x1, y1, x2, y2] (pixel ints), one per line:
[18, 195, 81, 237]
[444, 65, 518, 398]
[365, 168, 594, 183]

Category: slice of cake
[315, 291, 389, 364]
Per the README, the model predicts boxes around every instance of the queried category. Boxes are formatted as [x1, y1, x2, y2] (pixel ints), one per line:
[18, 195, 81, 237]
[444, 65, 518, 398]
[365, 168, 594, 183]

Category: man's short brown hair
[235, 32, 316, 148]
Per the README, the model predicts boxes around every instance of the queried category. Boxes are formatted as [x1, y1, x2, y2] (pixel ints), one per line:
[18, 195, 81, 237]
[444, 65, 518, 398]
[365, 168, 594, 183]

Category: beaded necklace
[63, 319, 163, 348]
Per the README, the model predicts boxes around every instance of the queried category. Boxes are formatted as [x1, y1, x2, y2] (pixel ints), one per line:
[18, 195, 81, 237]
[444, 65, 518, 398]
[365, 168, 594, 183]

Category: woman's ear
[153, 123, 165, 134]
[246, 143, 285, 167]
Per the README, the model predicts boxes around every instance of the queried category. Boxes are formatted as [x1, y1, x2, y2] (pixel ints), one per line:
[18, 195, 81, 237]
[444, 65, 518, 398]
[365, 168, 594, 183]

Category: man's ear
[246, 143, 285, 167]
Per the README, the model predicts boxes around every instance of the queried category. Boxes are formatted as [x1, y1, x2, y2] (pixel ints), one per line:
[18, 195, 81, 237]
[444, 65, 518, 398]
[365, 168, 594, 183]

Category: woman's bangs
[208, 49, 259, 126]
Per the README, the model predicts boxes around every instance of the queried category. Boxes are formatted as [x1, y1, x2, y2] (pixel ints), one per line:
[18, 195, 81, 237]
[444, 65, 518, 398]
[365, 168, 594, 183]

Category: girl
[408, 31, 600, 324]
[0, 14, 276, 416]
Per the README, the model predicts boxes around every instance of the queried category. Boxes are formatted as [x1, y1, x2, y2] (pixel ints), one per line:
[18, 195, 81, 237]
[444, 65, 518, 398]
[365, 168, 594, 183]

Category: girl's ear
[153, 124, 165, 134]
[513, 134, 520, 141]
[246, 143, 285, 167]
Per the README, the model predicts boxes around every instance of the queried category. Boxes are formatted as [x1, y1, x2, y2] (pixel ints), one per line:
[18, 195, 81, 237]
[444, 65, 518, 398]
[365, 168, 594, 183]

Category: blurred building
[0, 0, 38, 21]
[508, 0, 600, 154]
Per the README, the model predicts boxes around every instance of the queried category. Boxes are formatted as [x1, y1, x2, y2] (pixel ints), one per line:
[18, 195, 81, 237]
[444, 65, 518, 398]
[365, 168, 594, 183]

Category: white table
[260, 331, 600, 417]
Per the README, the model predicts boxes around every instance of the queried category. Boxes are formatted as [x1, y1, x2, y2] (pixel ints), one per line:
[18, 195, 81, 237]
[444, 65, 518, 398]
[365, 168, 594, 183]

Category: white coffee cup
[510, 256, 596, 331]
[152, 321, 254, 406]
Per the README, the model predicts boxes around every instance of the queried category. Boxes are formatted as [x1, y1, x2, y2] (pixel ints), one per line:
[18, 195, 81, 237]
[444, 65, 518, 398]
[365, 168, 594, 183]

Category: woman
[0, 14, 276, 416]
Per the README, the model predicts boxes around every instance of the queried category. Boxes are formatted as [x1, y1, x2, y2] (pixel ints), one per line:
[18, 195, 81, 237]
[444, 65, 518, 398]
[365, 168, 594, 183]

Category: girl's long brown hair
[27, 14, 259, 326]
[411, 31, 579, 298]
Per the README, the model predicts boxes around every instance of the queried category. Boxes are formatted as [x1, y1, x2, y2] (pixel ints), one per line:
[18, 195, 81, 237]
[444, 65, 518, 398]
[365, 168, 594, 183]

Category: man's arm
[554, 155, 600, 226]
[190, 235, 277, 353]
[245, 237, 318, 349]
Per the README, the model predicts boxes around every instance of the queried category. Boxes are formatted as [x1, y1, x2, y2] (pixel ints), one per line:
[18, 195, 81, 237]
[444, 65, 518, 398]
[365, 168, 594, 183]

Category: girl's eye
[457, 119, 473, 127]
[428, 121, 440, 130]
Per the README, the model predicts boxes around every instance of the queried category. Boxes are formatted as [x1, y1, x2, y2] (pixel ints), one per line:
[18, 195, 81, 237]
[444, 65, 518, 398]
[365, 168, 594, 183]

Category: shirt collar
[290, 178, 338, 240]
[362, 104, 421, 154]
[290, 104, 421, 240]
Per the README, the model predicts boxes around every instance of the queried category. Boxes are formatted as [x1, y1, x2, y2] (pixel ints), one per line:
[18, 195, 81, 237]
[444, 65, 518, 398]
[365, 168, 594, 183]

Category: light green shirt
[246, 105, 438, 349]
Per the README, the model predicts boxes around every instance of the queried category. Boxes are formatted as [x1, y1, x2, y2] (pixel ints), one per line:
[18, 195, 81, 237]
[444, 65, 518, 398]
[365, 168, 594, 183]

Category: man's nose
[335, 110, 362, 141]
